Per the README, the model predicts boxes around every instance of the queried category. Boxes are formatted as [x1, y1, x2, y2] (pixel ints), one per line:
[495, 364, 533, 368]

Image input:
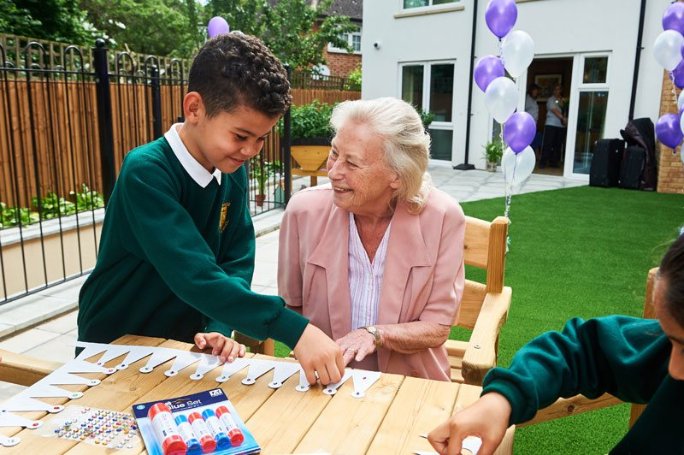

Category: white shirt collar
[164, 123, 222, 188]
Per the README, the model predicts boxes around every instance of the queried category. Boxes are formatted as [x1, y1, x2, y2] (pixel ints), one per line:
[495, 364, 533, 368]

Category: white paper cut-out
[322, 369, 353, 396]
[164, 351, 202, 377]
[92, 344, 131, 366]
[116, 346, 155, 370]
[241, 359, 277, 385]
[73, 341, 109, 362]
[139, 348, 177, 373]
[24, 382, 82, 400]
[215, 358, 250, 383]
[190, 354, 222, 380]
[0, 411, 42, 429]
[63, 359, 116, 375]
[295, 369, 311, 392]
[0, 435, 20, 447]
[1, 396, 63, 413]
[351, 369, 381, 398]
[44, 371, 100, 387]
[268, 362, 301, 389]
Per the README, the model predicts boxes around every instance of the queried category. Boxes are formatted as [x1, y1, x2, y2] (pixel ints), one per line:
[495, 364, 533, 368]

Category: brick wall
[324, 50, 361, 77]
[658, 71, 684, 194]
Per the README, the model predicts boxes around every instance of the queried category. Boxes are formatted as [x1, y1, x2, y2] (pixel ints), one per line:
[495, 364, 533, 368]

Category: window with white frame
[400, 61, 455, 161]
[328, 28, 362, 54]
[403, 0, 458, 8]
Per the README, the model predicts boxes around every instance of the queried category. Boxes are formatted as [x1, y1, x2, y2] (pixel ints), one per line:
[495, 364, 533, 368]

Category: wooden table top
[0, 335, 506, 455]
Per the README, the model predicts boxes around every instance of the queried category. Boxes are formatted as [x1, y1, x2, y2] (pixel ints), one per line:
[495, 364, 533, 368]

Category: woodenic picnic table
[1, 335, 514, 454]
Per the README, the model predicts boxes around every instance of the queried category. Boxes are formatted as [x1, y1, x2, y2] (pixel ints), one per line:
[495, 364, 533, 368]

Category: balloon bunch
[653, 2, 684, 155]
[475, 0, 536, 193]
[207, 16, 230, 39]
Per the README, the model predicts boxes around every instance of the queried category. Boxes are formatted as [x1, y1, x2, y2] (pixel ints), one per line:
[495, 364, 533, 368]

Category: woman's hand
[194, 332, 246, 363]
[336, 329, 376, 366]
[428, 392, 511, 455]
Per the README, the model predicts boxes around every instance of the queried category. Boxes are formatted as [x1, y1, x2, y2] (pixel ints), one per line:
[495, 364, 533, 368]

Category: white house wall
[363, 0, 670, 171]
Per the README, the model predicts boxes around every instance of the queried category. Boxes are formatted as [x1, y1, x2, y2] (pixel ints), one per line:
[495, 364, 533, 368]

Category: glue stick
[187, 412, 217, 453]
[148, 403, 187, 455]
[201, 408, 231, 450]
[215, 405, 245, 446]
[174, 414, 202, 455]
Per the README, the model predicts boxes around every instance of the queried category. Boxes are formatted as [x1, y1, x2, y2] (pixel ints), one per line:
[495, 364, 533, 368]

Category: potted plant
[251, 159, 279, 207]
[286, 101, 335, 186]
[483, 138, 504, 172]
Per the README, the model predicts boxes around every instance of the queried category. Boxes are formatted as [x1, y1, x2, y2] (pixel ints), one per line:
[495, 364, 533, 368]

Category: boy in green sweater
[78, 33, 344, 385]
[428, 234, 684, 454]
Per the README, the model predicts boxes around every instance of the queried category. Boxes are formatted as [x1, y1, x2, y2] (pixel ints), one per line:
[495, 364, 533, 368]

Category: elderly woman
[278, 97, 465, 381]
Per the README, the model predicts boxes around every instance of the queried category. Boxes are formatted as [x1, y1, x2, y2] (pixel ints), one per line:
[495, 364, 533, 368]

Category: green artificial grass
[273, 185, 684, 453]
[459, 186, 684, 454]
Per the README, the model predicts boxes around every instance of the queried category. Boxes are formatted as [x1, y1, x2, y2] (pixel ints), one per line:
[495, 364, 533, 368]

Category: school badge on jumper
[219, 202, 230, 232]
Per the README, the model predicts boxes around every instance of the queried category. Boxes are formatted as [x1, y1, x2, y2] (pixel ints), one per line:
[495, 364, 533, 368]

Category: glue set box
[132, 388, 260, 455]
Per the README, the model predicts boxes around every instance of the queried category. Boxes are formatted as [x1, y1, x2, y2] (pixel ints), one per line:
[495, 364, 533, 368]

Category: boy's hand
[293, 324, 345, 386]
[194, 332, 246, 363]
[428, 392, 511, 455]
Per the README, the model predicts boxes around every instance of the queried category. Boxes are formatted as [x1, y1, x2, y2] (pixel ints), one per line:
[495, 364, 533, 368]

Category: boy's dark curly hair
[188, 33, 291, 117]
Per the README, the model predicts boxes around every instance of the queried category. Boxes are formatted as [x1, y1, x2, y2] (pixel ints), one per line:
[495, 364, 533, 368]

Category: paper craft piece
[295, 369, 311, 392]
[215, 357, 250, 382]
[268, 362, 301, 389]
[139, 348, 177, 373]
[1, 396, 64, 413]
[189, 354, 222, 380]
[24, 382, 83, 400]
[116, 346, 155, 370]
[64, 359, 116, 375]
[0, 435, 20, 447]
[351, 369, 381, 398]
[241, 359, 277, 385]
[45, 371, 100, 387]
[0, 411, 42, 429]
[93, 344, 131, 366]
[164, 351, 202, 377]
[73, 341, 109, 362]
[322, 369, 353, 396]
[415, 435, 481, 455]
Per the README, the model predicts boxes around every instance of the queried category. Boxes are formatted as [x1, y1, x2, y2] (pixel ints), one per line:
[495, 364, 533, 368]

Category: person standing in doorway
[540, 84, 567, 168]
[525, 84, 541, 156]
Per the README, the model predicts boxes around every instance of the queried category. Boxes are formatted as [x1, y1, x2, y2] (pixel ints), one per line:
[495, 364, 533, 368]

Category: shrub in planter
[289, 100, 334, 145]
[483, 139, 504, 172]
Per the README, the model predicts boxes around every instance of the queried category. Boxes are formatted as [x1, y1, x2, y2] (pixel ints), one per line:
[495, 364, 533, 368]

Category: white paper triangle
[1, 395, 64, 413]
[24, 382, 82, 400]
[462, 436, 482, 454]
[44, 370, 100, 387]
[73, 341, 109, 362]
[322, 368, 353, 395]
[116, 346, 155, 370]
[0, 411, 42, 429]
[93, 344, 131, 366]
[351, 369, 381, 398]
[139, 348, 177, 373]
[295, 369, 311, 392]
[268, 362, 301, 389]
[64, 359, 116, 375]
[215, 357, 250, 383]
[164, 351, 202, 377]
[0, 435, 20, 447]
[190, 354, 222, 380]
[241, 359, 277, 385]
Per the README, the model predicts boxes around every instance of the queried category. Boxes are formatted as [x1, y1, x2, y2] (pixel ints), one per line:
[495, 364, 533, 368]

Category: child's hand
[194, 332, 246, 363]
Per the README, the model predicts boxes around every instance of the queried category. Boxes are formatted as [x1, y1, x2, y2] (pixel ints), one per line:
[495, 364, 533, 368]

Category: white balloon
[502, 146, 535, 187]
[484, 77, 518, 124]
[678, 91, 684, 112]
[680, 110, 684, 137]
[653, 30, 684, 71]
[501, 30, 535, 78]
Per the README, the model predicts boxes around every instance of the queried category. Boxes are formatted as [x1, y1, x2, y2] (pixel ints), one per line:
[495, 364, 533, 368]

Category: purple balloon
[656, 113, 683, 149]
[663, 2, 684, 35]
[503, 112, 536, 154]
[485, 0, 518, 39]
[674, 60, 684, 89]
[207, 16, 230, 38]
[474, 56, 505, 92]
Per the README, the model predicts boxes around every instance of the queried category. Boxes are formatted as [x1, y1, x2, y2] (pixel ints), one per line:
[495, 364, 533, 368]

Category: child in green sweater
[428, 234, 684, 454]
[78, 33, 344, 385]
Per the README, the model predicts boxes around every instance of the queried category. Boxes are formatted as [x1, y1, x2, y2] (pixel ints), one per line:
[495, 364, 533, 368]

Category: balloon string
[500, 129, 511, 253]
[669, 71, 679, 156]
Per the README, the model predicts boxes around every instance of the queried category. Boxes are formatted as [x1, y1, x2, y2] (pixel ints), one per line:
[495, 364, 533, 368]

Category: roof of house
[268, 0, 362, 21]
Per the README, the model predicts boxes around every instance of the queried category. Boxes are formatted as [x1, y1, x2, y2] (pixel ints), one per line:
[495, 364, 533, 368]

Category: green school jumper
[78, 137, 308, 349]
[483, 316, 684, 453]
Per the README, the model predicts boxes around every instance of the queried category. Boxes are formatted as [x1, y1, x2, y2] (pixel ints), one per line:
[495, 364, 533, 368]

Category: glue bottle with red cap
[148, 403, 187, 455]
[201, 408, 231, 450]
[215, 405, 245, 446]
[187, 412, 217, 453]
